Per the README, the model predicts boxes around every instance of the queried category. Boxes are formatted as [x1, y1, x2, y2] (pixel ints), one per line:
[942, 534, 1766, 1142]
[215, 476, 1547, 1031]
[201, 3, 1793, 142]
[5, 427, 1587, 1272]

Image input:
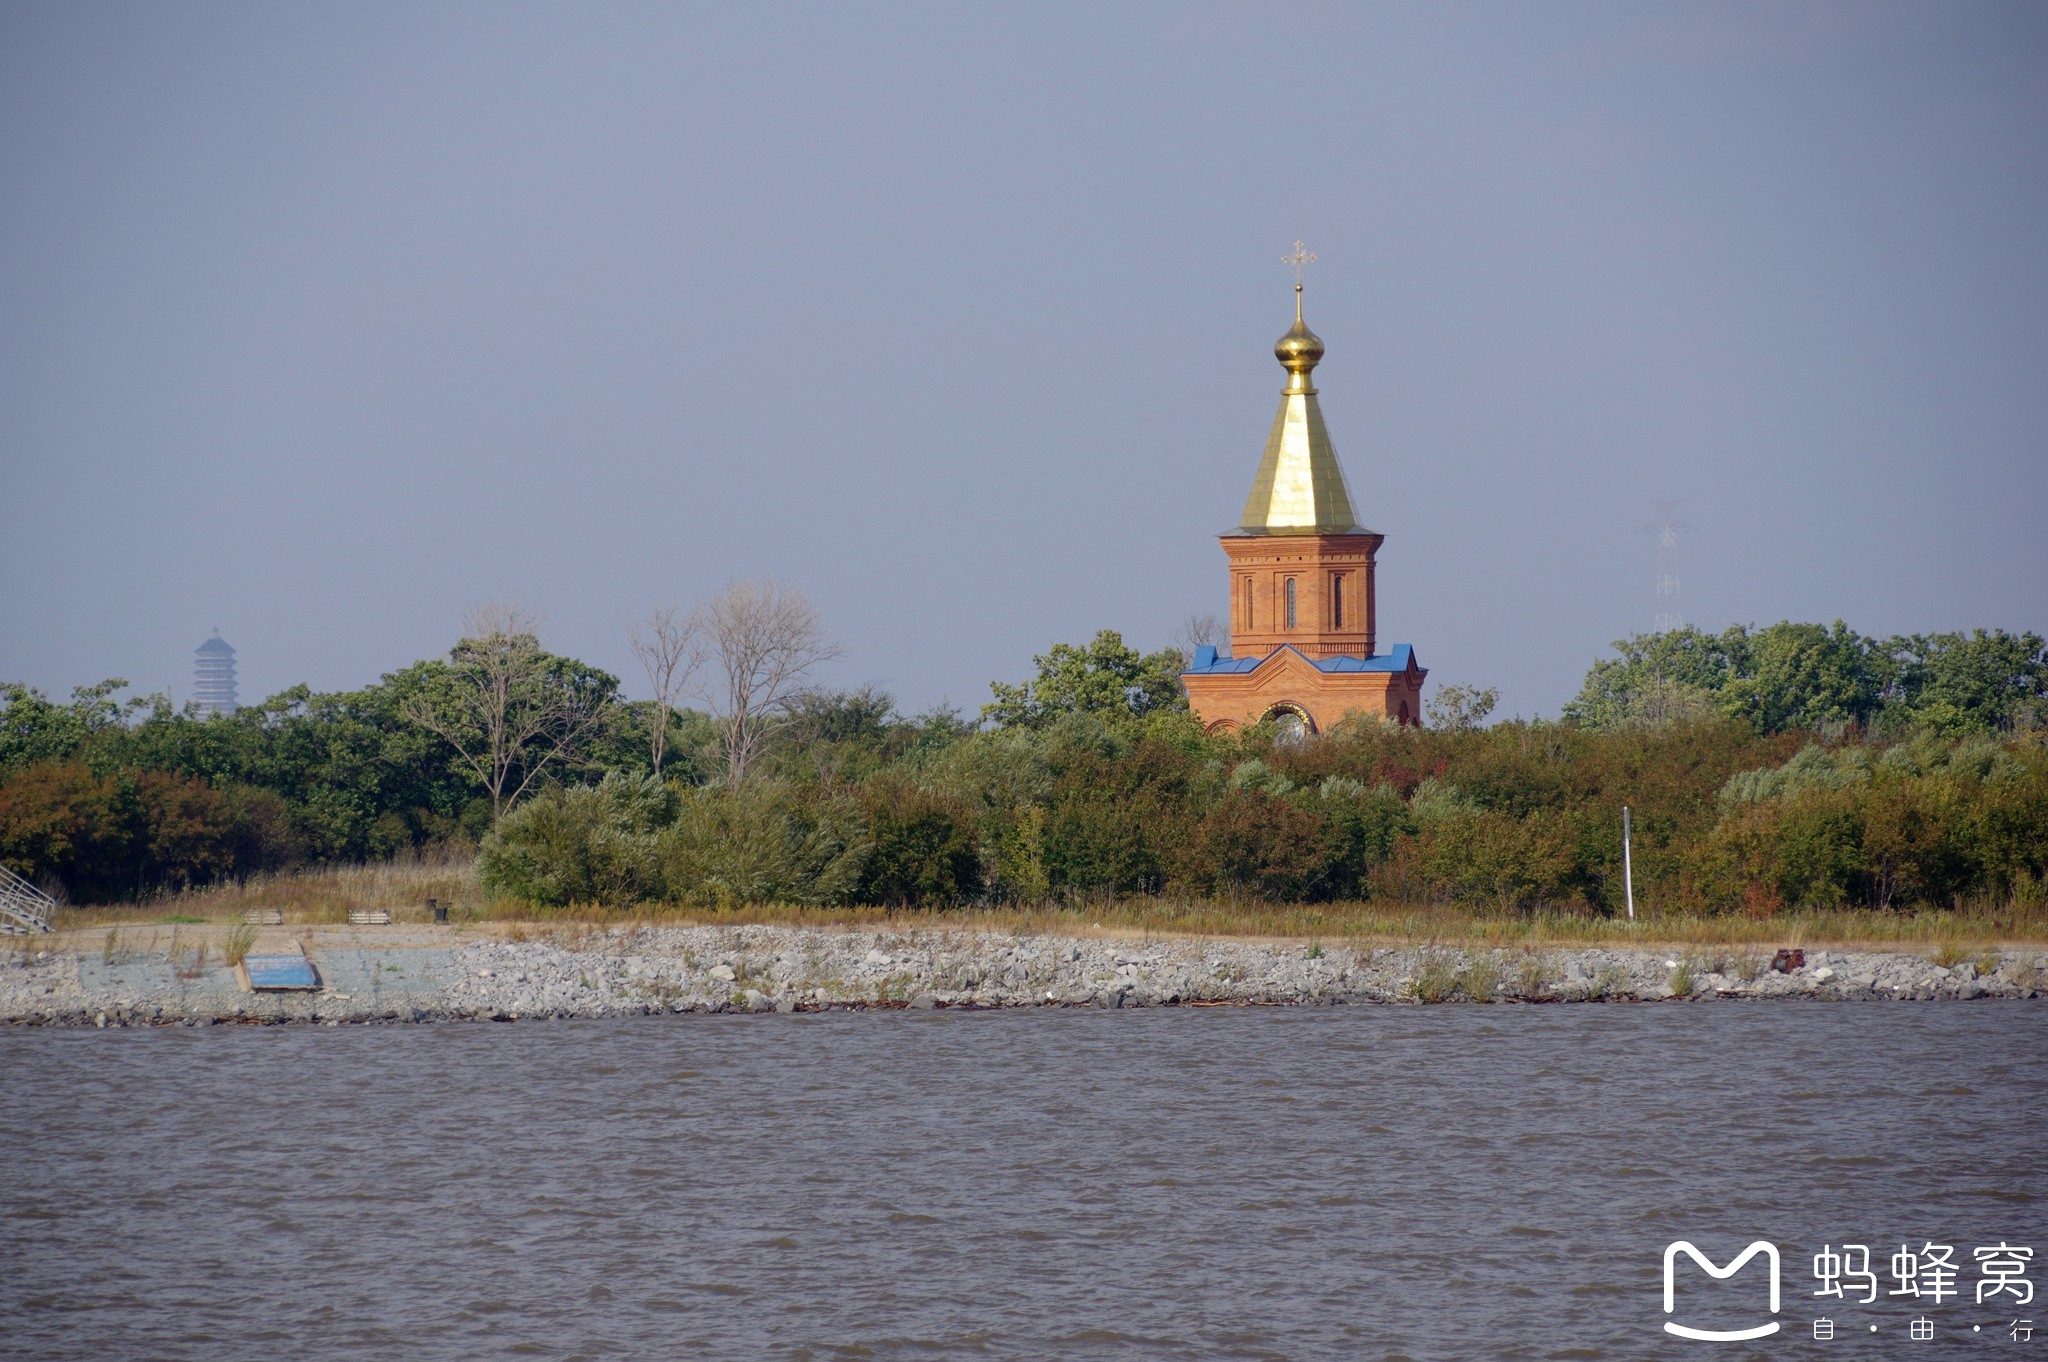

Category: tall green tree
[983, 630, 1187, 730]
[1570, 621, 2043, 736]
[1886, 629, 2048, 734]
[1722, 621, 1882, 734]
[398, 605, 619, 820]
[1561, 628, 1742, 731]
[0, 679, 153, 773]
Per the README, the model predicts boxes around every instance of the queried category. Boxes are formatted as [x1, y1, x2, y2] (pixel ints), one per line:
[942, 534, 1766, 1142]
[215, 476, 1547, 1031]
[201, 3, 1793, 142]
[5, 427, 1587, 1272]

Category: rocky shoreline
[3, 925, 2043, 1027]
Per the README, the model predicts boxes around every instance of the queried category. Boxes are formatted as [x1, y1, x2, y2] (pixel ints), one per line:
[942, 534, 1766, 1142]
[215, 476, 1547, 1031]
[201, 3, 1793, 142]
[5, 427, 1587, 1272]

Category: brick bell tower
[1181, 250, 1426, 735]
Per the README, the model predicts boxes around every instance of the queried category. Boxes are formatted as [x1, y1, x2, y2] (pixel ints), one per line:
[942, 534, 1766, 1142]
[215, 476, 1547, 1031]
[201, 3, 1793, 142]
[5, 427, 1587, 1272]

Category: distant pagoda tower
[1181, 246, 1427, 734]
[192, 631, 239, 716]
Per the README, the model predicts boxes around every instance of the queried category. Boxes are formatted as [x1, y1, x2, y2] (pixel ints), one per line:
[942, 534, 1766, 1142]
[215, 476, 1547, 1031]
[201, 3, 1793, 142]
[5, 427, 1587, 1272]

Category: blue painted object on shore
[241, 953, 320, 991]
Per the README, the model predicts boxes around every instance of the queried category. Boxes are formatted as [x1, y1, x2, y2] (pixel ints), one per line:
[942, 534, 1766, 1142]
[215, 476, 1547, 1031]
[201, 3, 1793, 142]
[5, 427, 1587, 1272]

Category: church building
[1181, 268, 1427, 735]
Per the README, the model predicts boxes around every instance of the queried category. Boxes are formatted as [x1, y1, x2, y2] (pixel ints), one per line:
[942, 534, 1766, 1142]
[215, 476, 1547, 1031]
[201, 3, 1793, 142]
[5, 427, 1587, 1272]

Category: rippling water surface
[4, 1005, 2044, 1360]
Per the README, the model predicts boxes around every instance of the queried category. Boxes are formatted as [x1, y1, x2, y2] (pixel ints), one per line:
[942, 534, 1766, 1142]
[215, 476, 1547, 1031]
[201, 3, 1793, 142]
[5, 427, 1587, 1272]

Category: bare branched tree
[626, 602, 701, 778]
[1172, 611, 1226, 664]
[400, 601, 617, 820]
[695, 580, 842, 787]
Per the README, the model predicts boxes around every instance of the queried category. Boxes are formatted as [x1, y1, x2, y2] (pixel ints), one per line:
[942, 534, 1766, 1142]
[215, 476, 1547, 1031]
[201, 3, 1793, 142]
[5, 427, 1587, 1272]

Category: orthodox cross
[1283, 240, 1316, 320]
[1282, 240, 1316, 292]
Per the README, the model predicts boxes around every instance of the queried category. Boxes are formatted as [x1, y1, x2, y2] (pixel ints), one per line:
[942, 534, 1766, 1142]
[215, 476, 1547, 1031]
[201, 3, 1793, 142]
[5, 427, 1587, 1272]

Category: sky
[3, 1, 2045, 721]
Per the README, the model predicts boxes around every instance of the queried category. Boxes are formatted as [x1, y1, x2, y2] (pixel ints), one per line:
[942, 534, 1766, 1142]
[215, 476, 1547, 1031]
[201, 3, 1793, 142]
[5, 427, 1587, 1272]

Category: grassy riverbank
[46, 857, 2048, 952]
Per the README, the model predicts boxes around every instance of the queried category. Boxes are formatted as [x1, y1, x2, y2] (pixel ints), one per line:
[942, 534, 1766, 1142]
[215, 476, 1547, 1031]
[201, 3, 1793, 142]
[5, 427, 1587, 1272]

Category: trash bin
[429, 897, 448, 923]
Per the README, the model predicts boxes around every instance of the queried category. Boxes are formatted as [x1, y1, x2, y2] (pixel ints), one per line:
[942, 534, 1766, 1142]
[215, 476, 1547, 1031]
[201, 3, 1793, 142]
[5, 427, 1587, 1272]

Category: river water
[3, 1004, 2043, 1360]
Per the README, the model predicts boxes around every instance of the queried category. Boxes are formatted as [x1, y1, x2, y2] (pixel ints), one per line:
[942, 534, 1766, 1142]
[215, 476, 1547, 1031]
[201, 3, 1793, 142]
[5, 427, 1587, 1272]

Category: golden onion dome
[1275, 292, 1324, 378]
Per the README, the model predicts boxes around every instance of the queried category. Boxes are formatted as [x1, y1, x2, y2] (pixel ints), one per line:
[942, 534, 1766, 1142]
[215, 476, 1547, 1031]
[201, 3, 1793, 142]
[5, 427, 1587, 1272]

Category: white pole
[1622, 804, 1636, 921]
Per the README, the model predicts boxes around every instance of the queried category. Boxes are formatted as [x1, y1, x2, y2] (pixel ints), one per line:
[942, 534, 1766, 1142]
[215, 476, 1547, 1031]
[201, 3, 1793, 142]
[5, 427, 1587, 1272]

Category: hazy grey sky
[4, 2, 2044, 719]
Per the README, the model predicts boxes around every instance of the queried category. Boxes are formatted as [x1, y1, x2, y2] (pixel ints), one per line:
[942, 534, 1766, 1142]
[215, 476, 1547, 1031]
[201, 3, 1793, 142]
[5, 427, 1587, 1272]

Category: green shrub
[477, 773, 670, 906]
[857, 781, 982, 907]
[1409, 948, 1460, 1003]
[1667, 960, 1696, 997]
[1454, 952, 1502, 1002]
[659, 783, 868, 908]
[1310, 780, 1411, 898]
[1173, 788, 1331, 901]
[0, 760, 130, 898]
[1419, 809, 1576, 911]
[0, 759, 270, 899]
[1043, 787, 1163, 895]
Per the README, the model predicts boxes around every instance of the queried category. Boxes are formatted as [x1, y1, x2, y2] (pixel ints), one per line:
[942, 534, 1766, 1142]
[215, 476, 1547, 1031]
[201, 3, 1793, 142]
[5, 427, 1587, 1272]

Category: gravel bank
[3, 926, 2043, 1026]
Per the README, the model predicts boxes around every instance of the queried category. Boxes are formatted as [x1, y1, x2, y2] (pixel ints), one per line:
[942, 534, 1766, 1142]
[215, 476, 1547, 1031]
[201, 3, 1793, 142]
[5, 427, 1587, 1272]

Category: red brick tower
[1181, 269, 1426, 734]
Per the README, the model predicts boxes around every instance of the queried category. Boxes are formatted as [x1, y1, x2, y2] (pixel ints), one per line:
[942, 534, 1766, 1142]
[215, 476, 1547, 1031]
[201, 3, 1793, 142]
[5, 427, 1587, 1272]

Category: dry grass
[56, 852, 478, 930]
[432, 895, 2048, 950]
[221, 922, 257, 967]
[47, 857, 2048, 949]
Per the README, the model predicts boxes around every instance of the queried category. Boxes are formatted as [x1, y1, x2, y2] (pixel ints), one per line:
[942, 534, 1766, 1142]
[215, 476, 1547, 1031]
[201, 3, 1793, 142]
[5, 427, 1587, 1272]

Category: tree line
[2, 607, 2043, 914]
[1562, 620, 2047, 736]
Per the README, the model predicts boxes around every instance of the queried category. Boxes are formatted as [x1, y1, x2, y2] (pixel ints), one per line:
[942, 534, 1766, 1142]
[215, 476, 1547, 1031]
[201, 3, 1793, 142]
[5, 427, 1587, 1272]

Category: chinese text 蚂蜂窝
[1812, 1242, 2032, 1306]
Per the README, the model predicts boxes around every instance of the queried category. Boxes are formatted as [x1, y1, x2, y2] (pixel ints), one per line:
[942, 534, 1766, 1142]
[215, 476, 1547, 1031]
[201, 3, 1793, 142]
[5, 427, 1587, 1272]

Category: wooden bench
[347, 909, 392, 926]
[243, 908, 284, 925]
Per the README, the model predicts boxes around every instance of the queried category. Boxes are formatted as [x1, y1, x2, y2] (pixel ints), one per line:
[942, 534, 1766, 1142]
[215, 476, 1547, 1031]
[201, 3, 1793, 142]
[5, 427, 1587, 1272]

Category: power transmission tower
[1643, 501, 1692, 633]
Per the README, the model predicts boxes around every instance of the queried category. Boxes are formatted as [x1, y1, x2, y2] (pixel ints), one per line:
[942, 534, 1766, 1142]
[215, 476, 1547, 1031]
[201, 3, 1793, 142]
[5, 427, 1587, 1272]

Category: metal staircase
[0, 865, 56, 934]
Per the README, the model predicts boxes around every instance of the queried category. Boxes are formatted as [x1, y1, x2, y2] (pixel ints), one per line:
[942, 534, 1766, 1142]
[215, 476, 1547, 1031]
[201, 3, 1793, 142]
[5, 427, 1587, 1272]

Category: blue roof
[195, 636, 235, 654]
[1183, 643, 1420, 675]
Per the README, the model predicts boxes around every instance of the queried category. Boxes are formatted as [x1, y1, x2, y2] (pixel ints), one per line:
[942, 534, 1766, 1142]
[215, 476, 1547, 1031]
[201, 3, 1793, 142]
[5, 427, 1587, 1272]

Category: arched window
[1265, 704, 1314, 744]
[1284, 578, 1297, 629]
[1330, 573, 1345, 629]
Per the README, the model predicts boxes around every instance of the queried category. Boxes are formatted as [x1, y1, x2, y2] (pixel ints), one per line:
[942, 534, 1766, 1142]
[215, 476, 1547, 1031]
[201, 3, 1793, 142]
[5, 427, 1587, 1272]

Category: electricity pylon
[1643, 500, 1693, 633]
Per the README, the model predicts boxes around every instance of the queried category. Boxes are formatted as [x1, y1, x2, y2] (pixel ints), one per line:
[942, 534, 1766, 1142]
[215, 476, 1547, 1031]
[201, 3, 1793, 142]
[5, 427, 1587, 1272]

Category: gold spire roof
[1236, 282, 1362, 535]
